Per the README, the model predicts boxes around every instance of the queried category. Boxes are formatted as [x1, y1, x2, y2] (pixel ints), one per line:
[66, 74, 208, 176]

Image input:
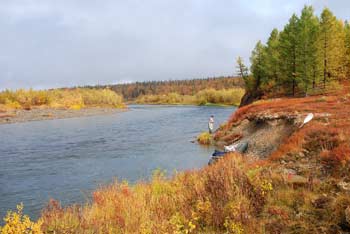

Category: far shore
[0, 107, 127, 125]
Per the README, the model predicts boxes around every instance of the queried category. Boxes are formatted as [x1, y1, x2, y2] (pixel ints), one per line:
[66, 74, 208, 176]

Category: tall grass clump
[0, 88, 125, 110]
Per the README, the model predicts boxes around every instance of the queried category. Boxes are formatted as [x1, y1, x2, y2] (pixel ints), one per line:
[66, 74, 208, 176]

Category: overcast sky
[0, 0, 349, 90]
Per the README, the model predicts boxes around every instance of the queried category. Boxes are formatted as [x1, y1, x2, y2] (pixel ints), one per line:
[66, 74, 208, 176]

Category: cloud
[0, 0, 349, 89]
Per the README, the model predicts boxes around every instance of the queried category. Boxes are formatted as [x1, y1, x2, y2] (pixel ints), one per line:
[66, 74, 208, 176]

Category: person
[208, 115, 214, 133]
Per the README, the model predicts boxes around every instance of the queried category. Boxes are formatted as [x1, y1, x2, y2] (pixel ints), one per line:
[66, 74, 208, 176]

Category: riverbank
[28, 91, 350, 233]
[0, 107, 126, 125]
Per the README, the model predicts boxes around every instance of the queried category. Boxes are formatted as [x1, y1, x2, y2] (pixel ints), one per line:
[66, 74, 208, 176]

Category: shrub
[0, 88, 125, 110]
[197, 132, 211, 145]
[35, 154, 264, 233]
[0, 203, 42, 234]
[135, 88, 245, 106]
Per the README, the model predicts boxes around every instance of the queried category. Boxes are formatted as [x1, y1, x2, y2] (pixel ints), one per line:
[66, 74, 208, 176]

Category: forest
[237, 6, 350, 100]
[86, 76, 244, 100]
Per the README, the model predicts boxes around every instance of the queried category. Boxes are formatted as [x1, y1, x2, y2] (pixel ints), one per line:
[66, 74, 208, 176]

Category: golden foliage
[197, 132, 212, 145]
[0, 88, 125, 110]
[135, 88, 245, 106]
[37, 154, 266, 233]
[0, 203, 42, 234]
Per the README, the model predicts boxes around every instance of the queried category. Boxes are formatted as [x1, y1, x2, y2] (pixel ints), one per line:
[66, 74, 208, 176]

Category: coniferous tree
[264, 28, 280, 89]
[250, 41, 266, 91]
[344, 21, 350, 78]
[279, 14, 299, 96]
[243, 6, 350, 102]
[296, 5, 321, 92]
[319, 8, 347, 87]
[236, 56, 249, 87]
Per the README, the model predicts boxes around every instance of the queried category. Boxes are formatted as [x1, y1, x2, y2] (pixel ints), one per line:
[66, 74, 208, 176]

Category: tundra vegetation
[2, 5, 350, 234]
[0, 88, 125, 111]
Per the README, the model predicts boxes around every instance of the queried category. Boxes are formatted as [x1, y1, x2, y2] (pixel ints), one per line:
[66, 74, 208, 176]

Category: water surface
[0, 105, 235, 219]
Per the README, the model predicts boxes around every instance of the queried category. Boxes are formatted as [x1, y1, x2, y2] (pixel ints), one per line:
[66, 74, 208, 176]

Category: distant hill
[85, 76, 244, 100]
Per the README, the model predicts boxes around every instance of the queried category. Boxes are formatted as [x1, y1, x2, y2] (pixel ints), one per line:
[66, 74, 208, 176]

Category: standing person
[208, 115, 214, 134]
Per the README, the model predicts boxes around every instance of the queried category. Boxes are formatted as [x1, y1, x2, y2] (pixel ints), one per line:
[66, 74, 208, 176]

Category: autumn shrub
[35, 154, 268, 233]
[0, 88, 125, 110]
[197, 132, 211, 145]
[330, 195, 350, 231]
[0, 203, 42, 234]
[195, 88, 244, 106]
[321, 144, 350, 169]
[135, 88, 245, 106]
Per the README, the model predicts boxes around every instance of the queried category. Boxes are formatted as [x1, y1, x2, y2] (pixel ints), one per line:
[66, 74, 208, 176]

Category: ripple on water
[0, 105, 236, 220]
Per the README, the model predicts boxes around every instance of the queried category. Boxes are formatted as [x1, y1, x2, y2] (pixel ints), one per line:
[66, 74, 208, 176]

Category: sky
[0, 0, 349, 90]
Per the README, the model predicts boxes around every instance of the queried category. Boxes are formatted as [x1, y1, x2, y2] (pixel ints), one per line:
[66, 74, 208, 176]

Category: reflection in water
[0, 105, 235, 219]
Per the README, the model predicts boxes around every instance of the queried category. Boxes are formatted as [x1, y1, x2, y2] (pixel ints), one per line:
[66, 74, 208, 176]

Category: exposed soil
[0, 108, 126, 125]
[215, 113, 300, 158]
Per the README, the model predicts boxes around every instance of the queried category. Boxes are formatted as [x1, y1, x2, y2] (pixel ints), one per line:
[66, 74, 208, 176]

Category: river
[0, 105, 235, 220]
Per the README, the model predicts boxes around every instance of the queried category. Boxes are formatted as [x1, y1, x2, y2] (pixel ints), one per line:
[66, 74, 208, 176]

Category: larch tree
[344, 21, 350, 78]
[279, 14, 299, 96]
[250, 41, 267, 92]
[264, 28, 280, 89]
[236, 56, 249, 88]
[296, 5, 321, 93]
[319, 8, 347, 87]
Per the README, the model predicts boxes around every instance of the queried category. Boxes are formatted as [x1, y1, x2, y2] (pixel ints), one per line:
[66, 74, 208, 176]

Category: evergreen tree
[236, 56, 249, 87]
[296, 5, 321, 92]
[319, 8, 347, 87]
[264, 28, 280, 88]
[345, 21, 350, 78]
[250, 41, 266, 91]
[279, 14, 299, 96]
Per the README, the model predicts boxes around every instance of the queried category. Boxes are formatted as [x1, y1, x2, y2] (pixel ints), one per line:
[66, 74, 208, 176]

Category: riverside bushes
[0, 204, 42, 234]
[37, 154, 267, 233]
[197, 132, 212, 145]
[0, 88, 125, 110]
[135, 88, 245, 106]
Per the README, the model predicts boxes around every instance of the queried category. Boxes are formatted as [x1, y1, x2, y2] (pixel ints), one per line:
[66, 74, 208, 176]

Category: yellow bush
[195, 88, 245, 106]
[135, 88, 244, 106]
[0, 88, 125, 110]
[4, 100, 22, 109]
[197, 132, 211, 145]
[0, 203, 42, 234]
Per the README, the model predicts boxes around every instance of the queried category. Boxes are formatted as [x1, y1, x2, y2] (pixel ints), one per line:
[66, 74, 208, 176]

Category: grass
[0, 88, 126, 111]
[134, 88, 245, 106]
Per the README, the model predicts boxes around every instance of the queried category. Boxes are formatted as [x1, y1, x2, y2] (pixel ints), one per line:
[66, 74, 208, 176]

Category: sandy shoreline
[0, 107, 126, 125]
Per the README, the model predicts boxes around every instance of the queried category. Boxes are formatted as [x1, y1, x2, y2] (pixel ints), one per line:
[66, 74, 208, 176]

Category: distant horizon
[1, 1, 349, 90]
[0, 74, 240, 91]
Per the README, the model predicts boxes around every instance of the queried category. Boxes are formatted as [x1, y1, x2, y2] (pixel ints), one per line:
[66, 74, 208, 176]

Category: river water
[0, 105, 235, 220]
